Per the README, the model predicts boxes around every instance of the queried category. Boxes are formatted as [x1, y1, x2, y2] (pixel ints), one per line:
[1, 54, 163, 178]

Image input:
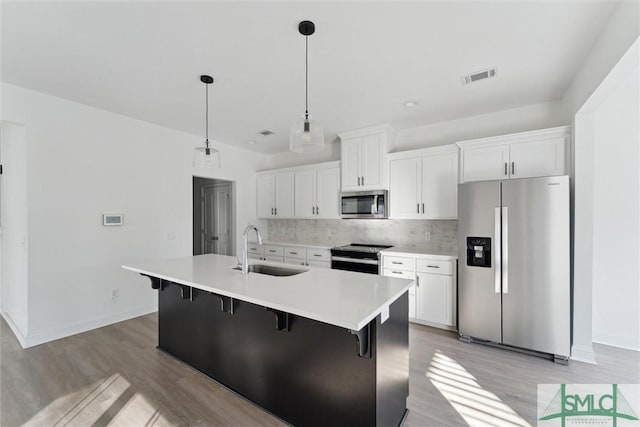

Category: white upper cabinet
[315, 166, 340, 219]
[389, 145, 459, 219]
[457, 126, 570, 183]
[257, 175, 276, 218]
[256, 172, 294, 218]
[275, 173, 294, 218]
[460, 144, 511, 182]
[294, 164, 340, 219]
[508, 137, 565, 179]
[339, 125, 396, 192]
[389, 157, 421, 218]
[258, 162, 340, 220]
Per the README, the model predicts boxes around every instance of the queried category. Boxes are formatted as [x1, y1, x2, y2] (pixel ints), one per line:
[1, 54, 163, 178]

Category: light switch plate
[103, 214, 124, 226]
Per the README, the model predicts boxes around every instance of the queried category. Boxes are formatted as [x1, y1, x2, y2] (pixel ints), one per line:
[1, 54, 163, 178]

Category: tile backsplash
[266, 219, 458, 253]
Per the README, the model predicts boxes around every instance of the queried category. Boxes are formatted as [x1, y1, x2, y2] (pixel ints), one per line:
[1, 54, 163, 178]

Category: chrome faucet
[241, 224, 263, 275]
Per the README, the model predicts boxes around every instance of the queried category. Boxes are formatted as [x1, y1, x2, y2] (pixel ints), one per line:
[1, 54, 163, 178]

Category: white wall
[0, 122, 29, 342]
[394, 101, 568, 151]
[563, 0, 639, 362]
[591, 64, 639, 351]
[1, 83, 267, 347]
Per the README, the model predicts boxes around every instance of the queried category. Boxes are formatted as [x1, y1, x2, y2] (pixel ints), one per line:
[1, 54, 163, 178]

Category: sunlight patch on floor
[426, 350, 531, 427]
[24, 373, 173, 426]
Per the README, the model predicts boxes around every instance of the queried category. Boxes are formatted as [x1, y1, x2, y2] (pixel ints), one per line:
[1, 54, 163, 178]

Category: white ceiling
[2, 1, 617, 154]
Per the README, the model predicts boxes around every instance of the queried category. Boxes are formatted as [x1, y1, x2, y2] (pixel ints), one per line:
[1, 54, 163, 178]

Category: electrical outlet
[425, 231, 431, 241]
[112, 289, 119, 302]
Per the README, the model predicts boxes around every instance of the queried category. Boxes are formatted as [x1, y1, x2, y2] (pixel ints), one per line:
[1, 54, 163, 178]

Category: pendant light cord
[305, 35, 309, 120]
[205, 83, 210, 148]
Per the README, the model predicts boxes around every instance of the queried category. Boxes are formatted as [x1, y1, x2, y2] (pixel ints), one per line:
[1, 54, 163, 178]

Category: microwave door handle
[372, 195, 378, 215]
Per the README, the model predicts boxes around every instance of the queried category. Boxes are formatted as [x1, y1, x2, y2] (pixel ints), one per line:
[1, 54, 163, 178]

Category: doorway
[193, 177, 235, 256]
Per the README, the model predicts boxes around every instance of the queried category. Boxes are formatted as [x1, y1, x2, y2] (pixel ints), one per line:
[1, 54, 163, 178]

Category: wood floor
[1, 314, 638, 426]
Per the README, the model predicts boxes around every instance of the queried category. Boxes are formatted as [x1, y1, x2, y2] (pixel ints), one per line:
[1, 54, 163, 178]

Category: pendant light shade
[193, 74, 221, 168]
[290, 20, 325, 153]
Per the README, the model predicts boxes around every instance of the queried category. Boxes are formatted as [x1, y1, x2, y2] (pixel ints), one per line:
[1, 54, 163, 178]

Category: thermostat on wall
[103, 214, 124, 226]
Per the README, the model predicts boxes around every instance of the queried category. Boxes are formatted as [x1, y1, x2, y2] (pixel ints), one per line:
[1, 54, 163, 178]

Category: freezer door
[501, 176, 570, 357]
[458, 181, 502, 343]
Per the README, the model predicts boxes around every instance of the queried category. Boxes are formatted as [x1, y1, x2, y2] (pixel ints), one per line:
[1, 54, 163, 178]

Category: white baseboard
[593, 332, 640, 352]
[16, 305, 157, 349]
[1, 311, 28, 348]
[571, 344, 597, 364]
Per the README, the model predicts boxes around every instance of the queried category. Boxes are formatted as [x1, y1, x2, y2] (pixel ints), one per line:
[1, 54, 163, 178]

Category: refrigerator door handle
[502, 206, 509, 294]
[494, 207, 501, 294]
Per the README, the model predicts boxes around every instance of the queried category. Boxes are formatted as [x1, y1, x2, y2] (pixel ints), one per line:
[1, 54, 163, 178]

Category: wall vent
[258, 130, 275, 136]
[461, 67, 497, 85]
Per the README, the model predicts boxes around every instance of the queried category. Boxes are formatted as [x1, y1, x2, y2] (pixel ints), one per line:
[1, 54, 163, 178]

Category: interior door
[360, 134, 382, 188]
[315, 167, 340, 219]
[457, 180, 502, 342]
[202, 185, 231, 255]
[389, 157, 420, 219]
[501, 176, 570, 356]
[294, 170, 316, 218]
[213, 185, 231, 255]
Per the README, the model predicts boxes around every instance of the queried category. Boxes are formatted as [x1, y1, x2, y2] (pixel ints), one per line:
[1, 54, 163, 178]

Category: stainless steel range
[330, 243, 393, 275]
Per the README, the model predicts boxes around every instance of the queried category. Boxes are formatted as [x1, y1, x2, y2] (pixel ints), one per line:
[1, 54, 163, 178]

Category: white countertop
[123, 254, 413, 331]
[379, 247, 458, 260]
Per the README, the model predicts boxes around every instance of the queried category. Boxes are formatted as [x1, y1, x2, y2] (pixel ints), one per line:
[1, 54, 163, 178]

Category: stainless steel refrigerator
[458, 176, 570, 361]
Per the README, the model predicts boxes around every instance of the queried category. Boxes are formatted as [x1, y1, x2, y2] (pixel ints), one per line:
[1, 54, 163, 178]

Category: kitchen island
[123, 254, 413, 427]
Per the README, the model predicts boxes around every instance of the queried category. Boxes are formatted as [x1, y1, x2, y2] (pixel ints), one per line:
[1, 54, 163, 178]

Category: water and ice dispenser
[466, 237, 491, 268]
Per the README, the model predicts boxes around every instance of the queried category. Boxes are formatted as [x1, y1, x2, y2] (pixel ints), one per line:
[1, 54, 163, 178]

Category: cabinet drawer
[264, 245, 284, 256]
[284, 247, 307, 259]
[307, 248, 331, 262]
[383, 256, 416, 271]
[416, 259, 453, 275]
[264, 255, 284, 263]
[248, 253, 262, 260]
[383, 268, 416, 280]
[248, 244, 263, 254]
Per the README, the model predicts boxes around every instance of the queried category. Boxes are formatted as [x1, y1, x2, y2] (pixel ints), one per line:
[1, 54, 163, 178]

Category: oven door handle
[331, 256, 380, 266]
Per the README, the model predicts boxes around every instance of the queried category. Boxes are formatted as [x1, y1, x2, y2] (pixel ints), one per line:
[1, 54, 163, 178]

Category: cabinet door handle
[427, 265, 440, 269]
[422, 203, 425, 214]
[275, 208, 277, 215]
[313, 254, 322, 257]
[271, 208, 274, 215]
[392, 271, 403, 275]
[511, 162, 515, 175]
[358, 176, 361, 186]
[392, 261, 403, 265]
[269, 250, 277, 253]
[417, 203, 420, 213]
[312, 206, 315, 215]
[316, 206, 319, 215]
[361, 176, 365, 186]
[504, 162, 508, 176]
[290, 252, 298, 255]
[416, 275, 420, 287]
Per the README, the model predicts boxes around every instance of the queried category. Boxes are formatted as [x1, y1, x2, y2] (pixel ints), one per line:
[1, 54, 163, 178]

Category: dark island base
[156, 281, 409, 427]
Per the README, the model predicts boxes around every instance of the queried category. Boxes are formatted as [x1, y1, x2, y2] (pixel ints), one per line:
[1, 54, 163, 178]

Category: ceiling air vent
[461, 67, 497, 85]
[258, 130, 275, 136]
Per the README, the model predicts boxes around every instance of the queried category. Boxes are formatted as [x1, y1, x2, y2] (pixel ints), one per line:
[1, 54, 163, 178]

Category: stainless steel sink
[233, 264, 307, 277]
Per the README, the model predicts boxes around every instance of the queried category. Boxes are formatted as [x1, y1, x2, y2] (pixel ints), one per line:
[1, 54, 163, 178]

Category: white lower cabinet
[381, 253, 457, 330]
[307, 260, 330, 269]
[416, 272, 453, 327]
[251, 242, 331, 268]
[264, 255, 284, 263]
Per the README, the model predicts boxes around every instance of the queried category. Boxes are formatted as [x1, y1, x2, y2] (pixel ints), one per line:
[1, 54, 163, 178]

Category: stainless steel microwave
[340, 190, 389, 219]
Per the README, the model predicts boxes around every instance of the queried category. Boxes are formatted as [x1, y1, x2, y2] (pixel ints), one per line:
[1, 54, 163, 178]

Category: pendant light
[290, 20, 325, 153]
[193, 75, 221, 168]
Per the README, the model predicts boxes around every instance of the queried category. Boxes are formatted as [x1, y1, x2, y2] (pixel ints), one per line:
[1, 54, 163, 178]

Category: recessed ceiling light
[247, 140, 256, 145]
[403, 100, 420, 108]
